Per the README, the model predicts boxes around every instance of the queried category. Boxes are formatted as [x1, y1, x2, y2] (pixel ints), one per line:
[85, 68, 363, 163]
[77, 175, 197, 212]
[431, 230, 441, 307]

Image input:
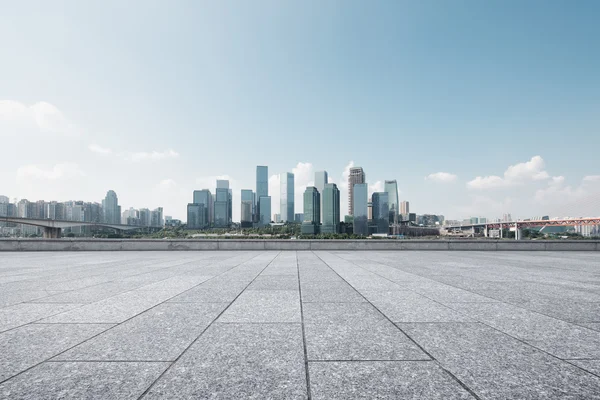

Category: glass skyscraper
[352, 183, 368, 236]
[348, 167, 365, 216]
[188, 189, 212, 229]
[372, 192, 390, 234]
[314, 171, 328, 223]
[321, 183, 340, 234]
[102, 190, 121, 225]
[280, 172, 294, 222]
[240, 189, 254, 228]
[256, 166, 268, 224]
[258, 196, 271, 227]
[301, 186, 320, 235]
[384, 180, 399, 223]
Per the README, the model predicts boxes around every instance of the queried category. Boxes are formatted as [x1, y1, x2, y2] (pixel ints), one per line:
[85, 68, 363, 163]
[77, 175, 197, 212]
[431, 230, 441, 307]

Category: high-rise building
[372, 192, 390, 234]
[217, 180, 232, 225]
[258, 196, 271, 227]
[400, 201, 410, 216]
[256, 166, 268, 224]
[189, 189, 212, 229]
[314, 171, 328, 223]
[294, 213, 304, 223]
[348, 167, 365, 216]
[301, 186, 320, 235]
[322, 183, 340, 234]
[352, 183, 368, 236]
[214, 181, 230, 228]
[102, 190, 121, 224]
[384, 180, 399, 223]
[150, 207, 164, 227]
[280, 172, 294, 222]
[240, 189, 254, 228]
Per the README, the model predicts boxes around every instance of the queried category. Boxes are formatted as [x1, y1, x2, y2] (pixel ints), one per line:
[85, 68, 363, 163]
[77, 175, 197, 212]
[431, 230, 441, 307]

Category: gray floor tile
[363, 290, 472, 322]
[309, 361, 474, 399]
[247, 275, 299, 290]
[219, 290, 301, 323]
[569, 360, 600, 377]
[56, 303, 227, 361]
[400, 322, 600, 399]
[448, 302, 600, 358]
[143, 323, 307, 399]
[0, 303, 83, 333]
[303, 303, 427, 360]
[0, 323, 113, 382]
[0, 361, 169, 400]
[39, 291, 174, 324]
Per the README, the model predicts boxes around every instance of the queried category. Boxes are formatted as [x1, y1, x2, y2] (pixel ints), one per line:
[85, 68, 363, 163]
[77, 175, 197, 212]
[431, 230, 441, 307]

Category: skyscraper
[188, 189, 212, 229]
[102, 190, 121, 224]
[259, 196, 271, 227]
[214, 182, 230, 228]
[348, 167, 365, 216]
[314, 171, 328, 223]
[280, 172, 294, 222]
[352, 183, 368, 236]
[400, 201, 409, 216]
[384, 180, 399, 223]
[241, 189, 254, 228]
[301, 186, 320, 235]
[256, 166, 268, 224]
[322, 183, 340, 234]
[372, 192, 390, 234]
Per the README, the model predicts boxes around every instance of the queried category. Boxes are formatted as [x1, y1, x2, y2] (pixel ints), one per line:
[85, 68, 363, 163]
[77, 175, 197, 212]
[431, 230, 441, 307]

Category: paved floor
[0, 251, 599, 399]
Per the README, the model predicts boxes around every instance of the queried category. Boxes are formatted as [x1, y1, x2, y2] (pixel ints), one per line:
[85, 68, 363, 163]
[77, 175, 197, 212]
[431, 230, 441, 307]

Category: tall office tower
[240, 189, 254, 228]
[217, 180, 232, 224]
[138, 208, 150, 226]
[348, 167, 365, 216]
[352, 183, 368, 236]
[150, 207, 164, 227]
[190, 189, 212, 229]
[102, 190, 121, 224]
[372, 192, 390, 234]
[384, 180, 399, 223]
[301, 186, 320, 235]
[256, 166, 268, 223]
[214, 181, 231, 228]
[322, 183, 340, 234]
[314, 171, 328, 223]
[258, 196, 271, 227]
[280, 173, 295, 222]
[400, 201, 410, 216]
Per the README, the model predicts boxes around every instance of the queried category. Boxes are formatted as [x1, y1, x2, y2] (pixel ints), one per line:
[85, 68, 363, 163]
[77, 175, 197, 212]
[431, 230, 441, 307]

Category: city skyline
[1, 2, 599, 222]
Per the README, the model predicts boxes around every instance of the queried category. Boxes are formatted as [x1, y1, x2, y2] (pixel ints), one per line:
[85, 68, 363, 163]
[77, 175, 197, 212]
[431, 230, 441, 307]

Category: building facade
[280, 172, 295, 222]
[314, 171, 328, 223]
[384, 180, 399, 223]
[240, 189, 254, 228]
[301, 186, 320, 235]
[372, 192, 390, 234]
[258, 196, 271, 227]
[322, 183, 340, 234]
[352, 183, 368, 236]
[348, 167, 365, 216]
[102, 190, 121, 225]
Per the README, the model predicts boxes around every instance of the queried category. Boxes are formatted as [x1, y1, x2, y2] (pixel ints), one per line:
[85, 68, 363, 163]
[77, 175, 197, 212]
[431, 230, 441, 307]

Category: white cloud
[156, 178, 177, 190]
[16, 163, 85, 182]
[0, 100, 79, 137]
[88, 143, 112, 155]
[127, 149, 179, 162]
[467, 156, 549, 190]
[534, 175, 600, 217]
[368, 181, 383, 198]
[583, 175, 600, 182]
[425, 172, 458, 183]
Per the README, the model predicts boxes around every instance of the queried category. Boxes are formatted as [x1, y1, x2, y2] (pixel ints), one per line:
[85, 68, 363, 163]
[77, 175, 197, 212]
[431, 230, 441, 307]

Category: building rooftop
[1, 250, 599, 399]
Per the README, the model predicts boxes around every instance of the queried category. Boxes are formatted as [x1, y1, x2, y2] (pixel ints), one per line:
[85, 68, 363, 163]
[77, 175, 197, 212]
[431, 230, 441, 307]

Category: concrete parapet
[1, 239, 598, 251]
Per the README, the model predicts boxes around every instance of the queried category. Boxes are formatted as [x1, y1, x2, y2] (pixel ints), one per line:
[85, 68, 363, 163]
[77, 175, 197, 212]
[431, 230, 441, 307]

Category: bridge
[444, 217, 600, 239]
[0, 217, 161, 238]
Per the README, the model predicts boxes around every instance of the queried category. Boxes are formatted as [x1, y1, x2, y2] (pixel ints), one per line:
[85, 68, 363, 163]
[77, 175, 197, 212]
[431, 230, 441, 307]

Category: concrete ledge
[1, 239, 598, 251]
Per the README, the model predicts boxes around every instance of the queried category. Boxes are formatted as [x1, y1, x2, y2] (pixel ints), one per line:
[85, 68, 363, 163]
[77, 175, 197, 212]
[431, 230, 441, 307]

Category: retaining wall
[0, 239, 598, 251]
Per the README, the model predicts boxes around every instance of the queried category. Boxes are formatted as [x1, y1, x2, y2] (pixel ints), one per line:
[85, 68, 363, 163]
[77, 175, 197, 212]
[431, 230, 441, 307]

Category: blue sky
[1, 1, 599, 221]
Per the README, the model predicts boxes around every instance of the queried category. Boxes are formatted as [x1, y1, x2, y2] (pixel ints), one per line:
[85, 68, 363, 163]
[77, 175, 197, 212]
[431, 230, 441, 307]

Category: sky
[1, 0, 599, 222]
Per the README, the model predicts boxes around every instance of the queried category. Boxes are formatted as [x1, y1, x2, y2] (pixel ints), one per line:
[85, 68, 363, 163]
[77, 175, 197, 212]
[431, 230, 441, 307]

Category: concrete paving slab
[55, 303, 227, 361]
[0, 303, 83, 333]
[219, 290, 301, 323]
[39, 291, 174, 324]
[303, 303, 427, 360]
[0, 323, 113, 382]
[363, 290, 473, 322]
[447, 301, 600, 358]
[247, 275, 299, 290]
[400, 322, 600, 399]
[309, 361, 475, 399]
[569, 360, 600, 377]
[0, 361, 169, 400]
[143, 323, 307, 399]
